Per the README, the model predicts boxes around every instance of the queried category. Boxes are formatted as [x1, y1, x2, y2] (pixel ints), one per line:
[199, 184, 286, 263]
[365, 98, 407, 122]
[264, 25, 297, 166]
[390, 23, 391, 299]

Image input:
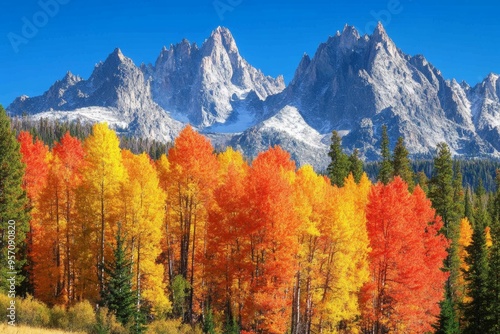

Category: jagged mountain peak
[104, 47, 132, 66]
[485, 72, 499, 83]
[62, 71, 81, 83]
[147, 27, 285, 127]
[340, 24, 360, 43]
[373, 21, 388, 38]
[202, 26, 239, 55]
[368, 22, 398, 56]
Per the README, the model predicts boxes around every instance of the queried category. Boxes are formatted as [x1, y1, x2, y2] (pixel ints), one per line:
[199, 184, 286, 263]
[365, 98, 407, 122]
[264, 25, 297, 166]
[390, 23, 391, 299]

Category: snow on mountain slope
[230, 106, 330, 169]
[8, 48, 183, 142]
[30, 107, 129, 129]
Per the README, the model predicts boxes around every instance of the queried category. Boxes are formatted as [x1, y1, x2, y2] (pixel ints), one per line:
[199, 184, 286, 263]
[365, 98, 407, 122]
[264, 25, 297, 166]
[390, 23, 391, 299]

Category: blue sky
[1, 0, 499, 106]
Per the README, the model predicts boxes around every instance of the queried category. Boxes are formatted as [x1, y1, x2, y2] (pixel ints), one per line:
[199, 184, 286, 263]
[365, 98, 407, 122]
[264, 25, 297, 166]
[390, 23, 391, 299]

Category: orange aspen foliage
[33, 133, 85, 305]
[18, 131, 49, 201]
[162, 125, 218, 321]
[204, 148, 251, 324]
[485, 226, 493, 248]
[360, 178, 448, 333]
[18, 132, 49, 298]
[242, 146, 299, 334]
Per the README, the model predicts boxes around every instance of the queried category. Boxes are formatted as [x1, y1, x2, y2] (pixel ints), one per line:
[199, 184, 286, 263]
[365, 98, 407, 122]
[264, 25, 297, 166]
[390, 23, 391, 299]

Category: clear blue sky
[1, 0, 499, 107]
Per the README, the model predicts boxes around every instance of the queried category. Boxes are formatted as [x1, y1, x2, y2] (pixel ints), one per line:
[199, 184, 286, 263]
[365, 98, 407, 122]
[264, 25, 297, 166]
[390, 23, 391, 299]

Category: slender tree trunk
[65, 188, 72, 303]
[188, 212, 197, 324]
[99, 183, 105, 295]
[55, 186, 63, 299]
[291, 270, 301, 334]
[137, 236, 141, 309]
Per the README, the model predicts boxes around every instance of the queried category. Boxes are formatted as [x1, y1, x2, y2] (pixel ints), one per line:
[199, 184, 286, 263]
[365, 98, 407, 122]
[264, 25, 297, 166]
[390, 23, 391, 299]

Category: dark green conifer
[377, 125, 393, 184]
[392, 136, 414, 189]
[0, 105, 30, 294]
[101, 223, 136, 327]
[430, 143, 461, 333]
[327, 131, 350, 187]
[463, 187, 491, 333]
[348, 148, 364, 183]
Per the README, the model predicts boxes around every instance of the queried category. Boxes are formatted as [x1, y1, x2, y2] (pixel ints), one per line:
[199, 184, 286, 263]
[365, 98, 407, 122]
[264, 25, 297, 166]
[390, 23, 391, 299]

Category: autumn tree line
[0, 105, 499, 333]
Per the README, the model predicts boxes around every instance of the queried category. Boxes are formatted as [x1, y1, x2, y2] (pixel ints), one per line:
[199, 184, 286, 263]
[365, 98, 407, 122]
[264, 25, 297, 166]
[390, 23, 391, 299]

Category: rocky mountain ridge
[7, 24, 500, 169]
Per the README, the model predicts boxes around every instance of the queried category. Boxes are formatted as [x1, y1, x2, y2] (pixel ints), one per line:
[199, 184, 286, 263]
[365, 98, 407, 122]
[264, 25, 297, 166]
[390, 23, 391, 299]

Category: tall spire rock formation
[146, 26, 285, 127]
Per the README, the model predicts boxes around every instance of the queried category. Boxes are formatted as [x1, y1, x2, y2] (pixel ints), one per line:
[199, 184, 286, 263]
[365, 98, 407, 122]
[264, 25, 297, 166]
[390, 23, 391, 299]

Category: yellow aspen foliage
[77, 123, 126, 301]
[312, 174, 370, 332]
[120, 150, 170, 316]
[485, 226, 493, 248]
[292, 169, 370, 333]
[458, 217, 473, 304]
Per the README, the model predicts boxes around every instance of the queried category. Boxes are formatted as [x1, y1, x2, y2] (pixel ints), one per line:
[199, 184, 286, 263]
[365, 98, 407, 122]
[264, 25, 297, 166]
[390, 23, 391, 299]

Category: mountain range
[7, 23, 500, 169]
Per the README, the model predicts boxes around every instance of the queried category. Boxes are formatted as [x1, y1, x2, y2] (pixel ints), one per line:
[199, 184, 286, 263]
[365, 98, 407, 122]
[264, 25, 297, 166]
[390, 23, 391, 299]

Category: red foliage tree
[360, 177, 448, 333]
[242, 146, 299, 333]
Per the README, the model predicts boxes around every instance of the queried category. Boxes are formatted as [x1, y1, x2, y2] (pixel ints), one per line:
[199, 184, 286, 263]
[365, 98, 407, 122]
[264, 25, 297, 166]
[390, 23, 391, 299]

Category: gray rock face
[468, 74, 500, 152]
[260, 23, 497, 162]
[7, 24, 500, 169]
[8, 48, 183, 142]
[146, 26, 285, 127]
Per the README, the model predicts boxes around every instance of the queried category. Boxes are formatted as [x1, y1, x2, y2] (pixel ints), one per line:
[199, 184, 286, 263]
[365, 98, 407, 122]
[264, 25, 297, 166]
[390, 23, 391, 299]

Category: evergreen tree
[203, 306, 216, 334]
[452, 162, 465, 225]
[463, 189, 491, 333]
[348, 148, 364, 183]
[101, 223, 136, 327]
[430, 143, 461, 333]
[327, 131, 350, 187]
[416, 171, 429, 194]
[223, 315, 240, 334]
[487, 171, 500, 332]
[435, 297, 460, 334]
[378, 125, 393, 184]
[392, 136, 414, 189]
[0, 105, 30, 294]
[465, 188, 474, 224]
[429, 143, 456, 227]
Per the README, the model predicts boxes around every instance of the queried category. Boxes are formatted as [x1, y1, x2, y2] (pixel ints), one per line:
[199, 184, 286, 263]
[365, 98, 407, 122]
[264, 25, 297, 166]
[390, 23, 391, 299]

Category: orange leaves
[18, 131, 49, 201]
[361, 177, 449, 333]
[243, 147, 299, 333]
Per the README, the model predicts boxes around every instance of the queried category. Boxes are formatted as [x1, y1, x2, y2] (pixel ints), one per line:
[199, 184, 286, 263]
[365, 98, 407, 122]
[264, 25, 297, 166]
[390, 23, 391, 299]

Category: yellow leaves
[83, 123, 125, 194]
[294, 165, 371, 331]
[120, 149, 168, 313]
[459, 218, 473, 273]
[485, 226, 493, 248]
